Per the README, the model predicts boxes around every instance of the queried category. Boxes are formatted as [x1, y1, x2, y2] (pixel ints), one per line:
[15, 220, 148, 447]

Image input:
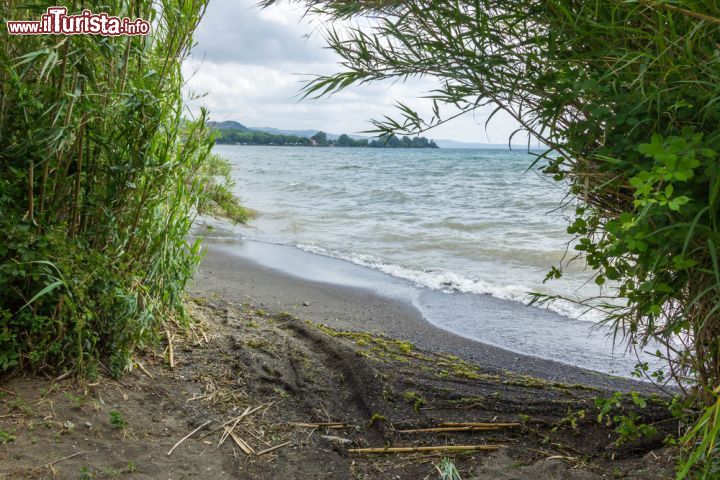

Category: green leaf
[668, 196, 690, 211]
[19, 280, 64, 312]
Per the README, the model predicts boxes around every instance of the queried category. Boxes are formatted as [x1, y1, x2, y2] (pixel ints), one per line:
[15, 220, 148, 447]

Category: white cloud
[183, 0, 523, 143]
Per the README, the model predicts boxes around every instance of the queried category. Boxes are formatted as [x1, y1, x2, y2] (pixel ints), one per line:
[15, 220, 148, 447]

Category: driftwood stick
[199, 404, 264, 439]
[165, 329, 175, 369]
[230, 431, 256, 455]
[186, 393, 213, 402]
[439, 422, 521, 428]
[398, 426, 513, 433]
[218, 414, 245, 447]
[54, 370, 73, 382]
[135, 361, 153, 379]
[348, 444, 502, 454]
[288, 422, 347, 429]
[31, 451, 84, 472]
[398, 427, 496, 433]
[256, 441, 292, 456]
[219, 424, 236, 447]
[167, 420, 212, 456]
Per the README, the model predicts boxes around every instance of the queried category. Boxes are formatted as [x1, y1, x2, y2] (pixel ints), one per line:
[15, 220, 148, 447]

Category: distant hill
[208, 120, 249, 131]
[250, 126, 328, 138]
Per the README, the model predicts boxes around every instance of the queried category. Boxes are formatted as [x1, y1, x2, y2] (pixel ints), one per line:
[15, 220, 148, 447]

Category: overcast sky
[182, 0, 522, 143]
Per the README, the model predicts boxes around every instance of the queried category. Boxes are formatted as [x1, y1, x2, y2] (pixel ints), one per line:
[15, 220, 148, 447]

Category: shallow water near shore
[197, 234, 664, 378]
[205, 145, 665, 377]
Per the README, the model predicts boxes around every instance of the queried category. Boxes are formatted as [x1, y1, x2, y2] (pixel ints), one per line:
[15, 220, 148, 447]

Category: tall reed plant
[0, 1, 244, 376]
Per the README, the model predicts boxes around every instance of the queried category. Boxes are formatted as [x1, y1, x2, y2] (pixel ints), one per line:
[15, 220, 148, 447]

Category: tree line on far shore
[213, 128, 439, 148]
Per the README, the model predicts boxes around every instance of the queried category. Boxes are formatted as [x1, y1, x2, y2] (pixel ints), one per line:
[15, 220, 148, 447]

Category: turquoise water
[207, 145, 661, 376]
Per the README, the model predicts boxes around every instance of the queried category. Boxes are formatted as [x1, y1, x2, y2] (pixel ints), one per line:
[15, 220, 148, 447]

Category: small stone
[63, 420, 75, 430]
[302, 301, 310, 306]
[84, 421, 92, 428]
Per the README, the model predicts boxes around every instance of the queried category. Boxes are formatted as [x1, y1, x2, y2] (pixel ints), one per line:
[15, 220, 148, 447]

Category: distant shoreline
[214, 141, 440, 149]
[213, 141, 548, 151]
[210, 121, 439, 148]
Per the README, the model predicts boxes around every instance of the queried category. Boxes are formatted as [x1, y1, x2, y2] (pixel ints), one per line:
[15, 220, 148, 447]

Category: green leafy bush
[595, 392, 658, 445]
[194, 154, 254, 224]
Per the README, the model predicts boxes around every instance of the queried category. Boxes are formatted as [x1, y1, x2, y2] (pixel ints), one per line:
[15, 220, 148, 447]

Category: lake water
[207, 145, 662, 377]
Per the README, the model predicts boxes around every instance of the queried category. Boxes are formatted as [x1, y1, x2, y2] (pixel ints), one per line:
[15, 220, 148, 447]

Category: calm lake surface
[208, 145, 662, 377]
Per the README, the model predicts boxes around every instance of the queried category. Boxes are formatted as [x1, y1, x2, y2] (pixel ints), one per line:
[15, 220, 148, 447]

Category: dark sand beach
[0, 242, 675, 479]
[191, 240, 659, 394]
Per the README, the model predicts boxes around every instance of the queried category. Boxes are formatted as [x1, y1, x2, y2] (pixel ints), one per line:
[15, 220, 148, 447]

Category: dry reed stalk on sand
[288, 422, 347, 429]
[349, 445, 502, 454]
[256, 441, 292, 456]
[167, 421, 212, 456]
[399, 422, 521, 433]
[135, 362, 153, 379]
[199, 404, 265, 439]
[229, 431, 256, 455]
[348, 445, 504, 453]
[440, 422, 521, 428]
[165, 329, 175, 369]
[31, 451, 84, 472]
[398, 426, 505, 433]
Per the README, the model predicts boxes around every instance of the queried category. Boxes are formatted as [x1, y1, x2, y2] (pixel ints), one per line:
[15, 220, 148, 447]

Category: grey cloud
[191, 0, 331, 65]
[183, 0, 522, 142]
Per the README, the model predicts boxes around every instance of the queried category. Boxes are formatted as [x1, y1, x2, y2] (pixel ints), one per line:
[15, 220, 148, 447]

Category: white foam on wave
[296, 244, 604, 322]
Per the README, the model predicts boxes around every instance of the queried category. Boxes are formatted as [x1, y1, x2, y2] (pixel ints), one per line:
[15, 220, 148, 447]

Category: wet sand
[190, 241, 660, 393]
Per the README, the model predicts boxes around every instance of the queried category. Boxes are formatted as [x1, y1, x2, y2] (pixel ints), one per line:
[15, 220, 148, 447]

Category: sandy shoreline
[0, 292, 674, 479]
[0, 226, 671, 480]
[190, 241, 659, 394]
